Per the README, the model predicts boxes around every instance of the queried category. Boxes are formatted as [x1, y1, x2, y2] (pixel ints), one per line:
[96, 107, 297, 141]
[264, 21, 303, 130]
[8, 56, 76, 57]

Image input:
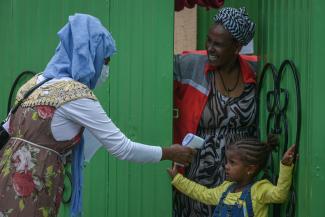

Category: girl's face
[225, 150, 253, 183]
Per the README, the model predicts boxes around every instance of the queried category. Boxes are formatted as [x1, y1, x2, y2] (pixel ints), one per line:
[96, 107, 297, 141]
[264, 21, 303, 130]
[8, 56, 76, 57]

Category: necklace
[218, 68, 240, 96]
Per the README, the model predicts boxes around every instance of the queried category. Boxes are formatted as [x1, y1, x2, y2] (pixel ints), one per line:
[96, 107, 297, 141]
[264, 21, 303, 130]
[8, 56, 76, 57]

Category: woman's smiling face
[205, 24, 241, 69]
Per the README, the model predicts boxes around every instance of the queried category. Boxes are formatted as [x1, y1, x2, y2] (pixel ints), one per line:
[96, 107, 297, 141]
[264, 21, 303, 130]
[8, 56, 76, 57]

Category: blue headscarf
[43, 13, 116, 217]
[43, 13, 116, 89]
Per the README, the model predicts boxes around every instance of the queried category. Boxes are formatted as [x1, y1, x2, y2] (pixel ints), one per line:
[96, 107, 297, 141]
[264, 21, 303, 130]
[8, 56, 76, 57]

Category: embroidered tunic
[0, 76, 94, 217]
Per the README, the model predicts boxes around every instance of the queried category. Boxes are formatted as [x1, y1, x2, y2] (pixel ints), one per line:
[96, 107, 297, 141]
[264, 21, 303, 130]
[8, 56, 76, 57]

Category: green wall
[304, 0, 325, 216]
[106, 1, 174, 217]
[0, 1, 174, 217]
[196, 0, 324, 216]
[257, 1, 314, 216]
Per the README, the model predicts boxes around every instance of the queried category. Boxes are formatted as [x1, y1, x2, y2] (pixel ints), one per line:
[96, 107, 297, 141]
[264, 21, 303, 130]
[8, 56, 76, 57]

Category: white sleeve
[57, 98, 162, 163]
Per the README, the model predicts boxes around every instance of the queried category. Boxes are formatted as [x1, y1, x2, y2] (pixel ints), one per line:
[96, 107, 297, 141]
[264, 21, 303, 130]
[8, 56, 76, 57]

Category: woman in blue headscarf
[0, 13, 195, 217]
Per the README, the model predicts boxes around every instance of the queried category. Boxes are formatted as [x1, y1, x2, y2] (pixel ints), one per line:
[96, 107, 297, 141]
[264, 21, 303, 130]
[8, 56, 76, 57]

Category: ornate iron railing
[257, 60, 301, 217]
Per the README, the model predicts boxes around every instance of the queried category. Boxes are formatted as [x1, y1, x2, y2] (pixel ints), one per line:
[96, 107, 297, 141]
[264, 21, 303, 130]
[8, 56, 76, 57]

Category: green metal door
[196, 0, 325, 216]
[257, 1, 324, 217]
[106, 1, 174, 217]
[0, 1, 174, 216]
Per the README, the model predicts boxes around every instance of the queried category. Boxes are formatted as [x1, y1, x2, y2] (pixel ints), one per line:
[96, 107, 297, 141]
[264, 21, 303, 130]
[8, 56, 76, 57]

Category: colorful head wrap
[213, 7, 255, 46]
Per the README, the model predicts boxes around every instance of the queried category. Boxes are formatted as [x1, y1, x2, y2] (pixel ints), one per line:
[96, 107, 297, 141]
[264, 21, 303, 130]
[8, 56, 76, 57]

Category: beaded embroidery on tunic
[16, 75, 97, 108]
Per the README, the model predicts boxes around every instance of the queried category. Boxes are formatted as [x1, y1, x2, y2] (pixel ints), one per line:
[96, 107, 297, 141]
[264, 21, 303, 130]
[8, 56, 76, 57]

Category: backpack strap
[11, 77, 51, 113]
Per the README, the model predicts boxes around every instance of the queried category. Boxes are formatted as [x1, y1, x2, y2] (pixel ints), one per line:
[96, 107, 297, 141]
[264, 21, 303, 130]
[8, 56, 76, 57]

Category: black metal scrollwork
[257, 60, 301, 217]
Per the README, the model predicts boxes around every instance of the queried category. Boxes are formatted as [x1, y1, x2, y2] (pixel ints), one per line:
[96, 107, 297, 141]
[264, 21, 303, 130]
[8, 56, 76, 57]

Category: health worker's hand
[161, 144, 196, 166]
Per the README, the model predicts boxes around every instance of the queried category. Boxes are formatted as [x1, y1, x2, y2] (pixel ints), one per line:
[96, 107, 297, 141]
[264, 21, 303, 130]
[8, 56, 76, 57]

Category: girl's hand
[281, 144, 296, 166]
[167, 164, 178, 178]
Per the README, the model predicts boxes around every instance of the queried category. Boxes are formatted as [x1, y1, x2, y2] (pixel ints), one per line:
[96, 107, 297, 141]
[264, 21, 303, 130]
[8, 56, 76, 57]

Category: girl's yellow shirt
[172, 163, 293, 217]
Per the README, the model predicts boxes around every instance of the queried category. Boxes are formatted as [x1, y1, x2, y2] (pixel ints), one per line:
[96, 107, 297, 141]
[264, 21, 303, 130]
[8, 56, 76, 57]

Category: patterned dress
[173, 72, 257, 217]
[0, 76, 96, 217]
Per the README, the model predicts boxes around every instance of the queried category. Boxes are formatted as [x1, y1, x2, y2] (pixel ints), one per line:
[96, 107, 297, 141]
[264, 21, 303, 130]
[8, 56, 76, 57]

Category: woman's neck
[219, 58, 239, 76]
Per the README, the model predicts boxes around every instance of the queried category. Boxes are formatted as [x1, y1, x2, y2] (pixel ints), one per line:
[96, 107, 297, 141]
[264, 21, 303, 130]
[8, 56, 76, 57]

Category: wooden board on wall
[174, 7, 197, 54]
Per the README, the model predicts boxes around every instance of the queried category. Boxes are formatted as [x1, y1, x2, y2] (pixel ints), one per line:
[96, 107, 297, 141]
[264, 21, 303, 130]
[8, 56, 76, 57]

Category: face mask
[96, 64, 110, 87]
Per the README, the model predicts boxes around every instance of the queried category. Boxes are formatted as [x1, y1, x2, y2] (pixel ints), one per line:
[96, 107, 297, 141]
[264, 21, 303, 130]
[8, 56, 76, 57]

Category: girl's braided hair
[226, 134, 279, 173]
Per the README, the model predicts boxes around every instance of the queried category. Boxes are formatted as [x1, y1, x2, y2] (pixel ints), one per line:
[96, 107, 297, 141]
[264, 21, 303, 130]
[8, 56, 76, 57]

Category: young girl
[168, 135, 296, 217]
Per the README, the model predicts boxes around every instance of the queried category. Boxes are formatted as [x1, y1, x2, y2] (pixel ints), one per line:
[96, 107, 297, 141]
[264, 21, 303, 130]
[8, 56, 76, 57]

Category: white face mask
[96, 64, 110, 87]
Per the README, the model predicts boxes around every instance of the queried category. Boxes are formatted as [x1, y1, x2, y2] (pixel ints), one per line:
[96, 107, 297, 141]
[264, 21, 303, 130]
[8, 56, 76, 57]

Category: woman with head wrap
[0, 13, 195, 217]
[173, 7, 257, 217]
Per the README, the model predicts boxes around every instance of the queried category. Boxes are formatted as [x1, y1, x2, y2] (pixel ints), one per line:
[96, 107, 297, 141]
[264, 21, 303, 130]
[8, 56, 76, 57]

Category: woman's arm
[55, 98, 194, 164]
